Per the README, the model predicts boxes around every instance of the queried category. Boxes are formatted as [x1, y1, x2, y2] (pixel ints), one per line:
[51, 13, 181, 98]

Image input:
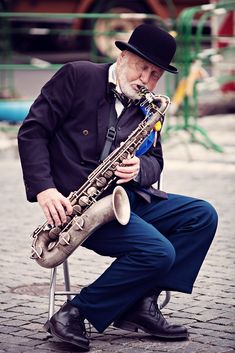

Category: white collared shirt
[109, 63, 125, 117]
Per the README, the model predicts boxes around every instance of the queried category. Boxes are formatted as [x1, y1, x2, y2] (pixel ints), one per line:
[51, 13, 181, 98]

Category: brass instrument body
[30, 86, 170, 268]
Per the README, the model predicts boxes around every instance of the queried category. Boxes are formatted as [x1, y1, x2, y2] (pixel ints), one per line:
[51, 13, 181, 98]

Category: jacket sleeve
[18, 63, 76, 202]
[137, 135, 164, 187]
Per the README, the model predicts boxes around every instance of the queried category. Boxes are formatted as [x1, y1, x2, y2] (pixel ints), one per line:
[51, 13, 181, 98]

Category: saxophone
[30, 86, 170, 268]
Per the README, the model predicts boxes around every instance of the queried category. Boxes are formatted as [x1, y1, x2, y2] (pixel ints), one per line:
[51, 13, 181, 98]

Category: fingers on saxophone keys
[116, 166, 138, 176]
[43, 206, 54, 227]
[115, 171, 137, 185]
[46, 202, 65, 226]
[54, 201, 67, 225]
[116, 164, 133, 173]
[61, 198, 73, 216]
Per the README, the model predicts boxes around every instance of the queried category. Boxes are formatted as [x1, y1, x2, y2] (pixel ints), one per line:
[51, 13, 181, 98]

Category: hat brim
[115, 41, 178, 74]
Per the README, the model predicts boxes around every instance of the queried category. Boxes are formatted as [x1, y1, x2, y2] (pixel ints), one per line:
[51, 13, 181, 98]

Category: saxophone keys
[78, 196, 90, 207]
[30, 245, 43, 259]
[110, 161, 119, 171]
[59, 232, 71, 246]
[73, 204, 82, 214]
[103, 170, 113, 178]
[145, 92, 154, 103]
[47, 241, 57, 251]
[96, 176, 107, 188]
[119, 151, 129, 161]
[49, 226, 61, 240]
[43, 223, 53, 231]
[66, 215, 73, 223]
[30, 225, 43, 238]
[72, 216, 85, 230]
[87, 186, 97, 196]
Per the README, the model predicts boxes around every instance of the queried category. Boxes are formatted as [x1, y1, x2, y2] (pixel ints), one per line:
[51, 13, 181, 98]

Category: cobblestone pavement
[0, 114, 234, 353]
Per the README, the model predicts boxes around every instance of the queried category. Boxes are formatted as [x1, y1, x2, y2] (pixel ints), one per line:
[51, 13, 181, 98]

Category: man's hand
[115, 155, 140, 184]
[37, 188, 73, 226]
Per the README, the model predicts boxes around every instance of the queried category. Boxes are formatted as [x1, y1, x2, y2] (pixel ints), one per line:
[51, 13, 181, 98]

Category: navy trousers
[71, 190, 218, 332]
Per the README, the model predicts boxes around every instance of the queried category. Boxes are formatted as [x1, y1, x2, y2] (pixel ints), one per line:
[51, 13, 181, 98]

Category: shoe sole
[114, 320, 189, 340]
[43, 320, 90, 351]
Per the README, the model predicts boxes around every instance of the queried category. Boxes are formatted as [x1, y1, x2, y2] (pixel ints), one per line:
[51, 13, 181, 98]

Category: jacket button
[80, 160, 85, 165]
[82, 129, 89, 135]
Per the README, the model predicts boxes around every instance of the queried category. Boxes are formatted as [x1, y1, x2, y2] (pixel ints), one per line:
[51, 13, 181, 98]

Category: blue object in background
[0, 100, 32, 122]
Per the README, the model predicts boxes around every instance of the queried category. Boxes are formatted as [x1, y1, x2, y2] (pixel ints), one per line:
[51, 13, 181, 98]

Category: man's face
[116, 51, 164, 99]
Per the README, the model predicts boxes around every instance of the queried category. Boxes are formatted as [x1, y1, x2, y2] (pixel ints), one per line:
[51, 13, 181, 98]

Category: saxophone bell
[30, 186, 130, 268]
[112, 185, 130, 225]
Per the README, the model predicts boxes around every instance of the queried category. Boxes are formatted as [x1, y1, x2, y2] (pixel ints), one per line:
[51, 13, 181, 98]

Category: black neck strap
[99, 101, 117, 162]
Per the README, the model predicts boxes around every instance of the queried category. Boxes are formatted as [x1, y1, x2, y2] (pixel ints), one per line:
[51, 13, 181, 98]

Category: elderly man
[18, 24, 218, 351]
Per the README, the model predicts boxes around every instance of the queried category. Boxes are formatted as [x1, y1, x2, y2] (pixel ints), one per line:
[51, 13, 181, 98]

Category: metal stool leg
[43, 267, 58, 333]
[48, 267, 57, 320]
[63, 259, 72, 301]
[153, 177, 171, 309]
[159, 290, 171, 309]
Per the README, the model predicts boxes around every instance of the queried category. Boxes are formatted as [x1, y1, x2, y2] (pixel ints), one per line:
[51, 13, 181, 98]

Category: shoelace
[84, 319, 92, 338]
[149, 294, 161, 319]
[149, 295, 170, 328]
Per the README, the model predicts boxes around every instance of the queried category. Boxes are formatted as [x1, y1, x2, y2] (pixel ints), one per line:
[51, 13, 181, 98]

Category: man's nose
[140, 69, 151, 84]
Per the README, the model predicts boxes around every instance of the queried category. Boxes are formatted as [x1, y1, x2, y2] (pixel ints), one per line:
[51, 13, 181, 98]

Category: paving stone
[199, 347, 235, 353]
[7, 306, 47, 315]
[10, 329, 43, 338]
[10, 314, 38, 321]
[209, 337, 235, 348]
[0, 344, 39, 353]
[173, 341, 235, 353]
[0, 311, 21, 319]
[0, 333, 30, 344]
[189, 327, 234, 340]
[18, 322, 45, 331]
[3, 319, 32, 327]
[208, 318, 234, 326]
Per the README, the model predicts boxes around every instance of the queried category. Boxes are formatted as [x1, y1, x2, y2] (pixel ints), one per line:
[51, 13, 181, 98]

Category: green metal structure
[164, 1, 235, 152]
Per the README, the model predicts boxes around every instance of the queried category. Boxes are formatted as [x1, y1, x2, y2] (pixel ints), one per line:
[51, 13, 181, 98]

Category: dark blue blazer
[18, 61, 167, 202]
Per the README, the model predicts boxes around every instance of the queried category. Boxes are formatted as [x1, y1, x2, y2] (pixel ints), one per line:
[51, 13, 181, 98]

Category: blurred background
[0, 0, 234, 153]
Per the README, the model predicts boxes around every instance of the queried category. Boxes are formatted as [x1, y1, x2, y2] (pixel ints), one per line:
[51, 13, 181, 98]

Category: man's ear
[117, 51, 128, 65]
[121, 50, 128, 58]
[117, 52, 124, 65]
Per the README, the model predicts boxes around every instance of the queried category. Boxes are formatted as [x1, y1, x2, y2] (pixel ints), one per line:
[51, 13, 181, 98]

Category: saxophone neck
[137, 86, 171, 130]
[138, 86, 170, 113]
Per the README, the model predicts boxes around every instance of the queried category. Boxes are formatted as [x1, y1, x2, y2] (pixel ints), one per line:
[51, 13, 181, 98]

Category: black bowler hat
[115, 24, 178, 74]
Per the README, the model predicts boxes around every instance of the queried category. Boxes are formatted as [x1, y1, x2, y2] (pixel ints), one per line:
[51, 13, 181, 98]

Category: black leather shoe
[113, 295, 188, 340]
[44, 301, 90, 351]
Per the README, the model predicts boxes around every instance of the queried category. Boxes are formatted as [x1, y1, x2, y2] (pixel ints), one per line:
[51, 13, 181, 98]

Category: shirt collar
[109, 63, 122, 93]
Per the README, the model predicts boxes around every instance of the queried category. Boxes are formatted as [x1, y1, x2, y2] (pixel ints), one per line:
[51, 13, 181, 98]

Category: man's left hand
[115, 156, 140, 184]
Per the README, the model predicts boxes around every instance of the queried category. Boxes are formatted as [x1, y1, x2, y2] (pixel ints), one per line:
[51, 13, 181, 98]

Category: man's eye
[136, 63, 146, 71]
[152, 72, 160, 79]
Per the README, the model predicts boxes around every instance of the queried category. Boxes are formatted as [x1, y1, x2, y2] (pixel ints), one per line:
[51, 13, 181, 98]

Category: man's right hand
[37, 188, 73, 227]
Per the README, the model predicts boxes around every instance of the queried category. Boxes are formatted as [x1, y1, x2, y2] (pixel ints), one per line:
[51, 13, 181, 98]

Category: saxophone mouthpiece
[137, 85, 146, 92]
